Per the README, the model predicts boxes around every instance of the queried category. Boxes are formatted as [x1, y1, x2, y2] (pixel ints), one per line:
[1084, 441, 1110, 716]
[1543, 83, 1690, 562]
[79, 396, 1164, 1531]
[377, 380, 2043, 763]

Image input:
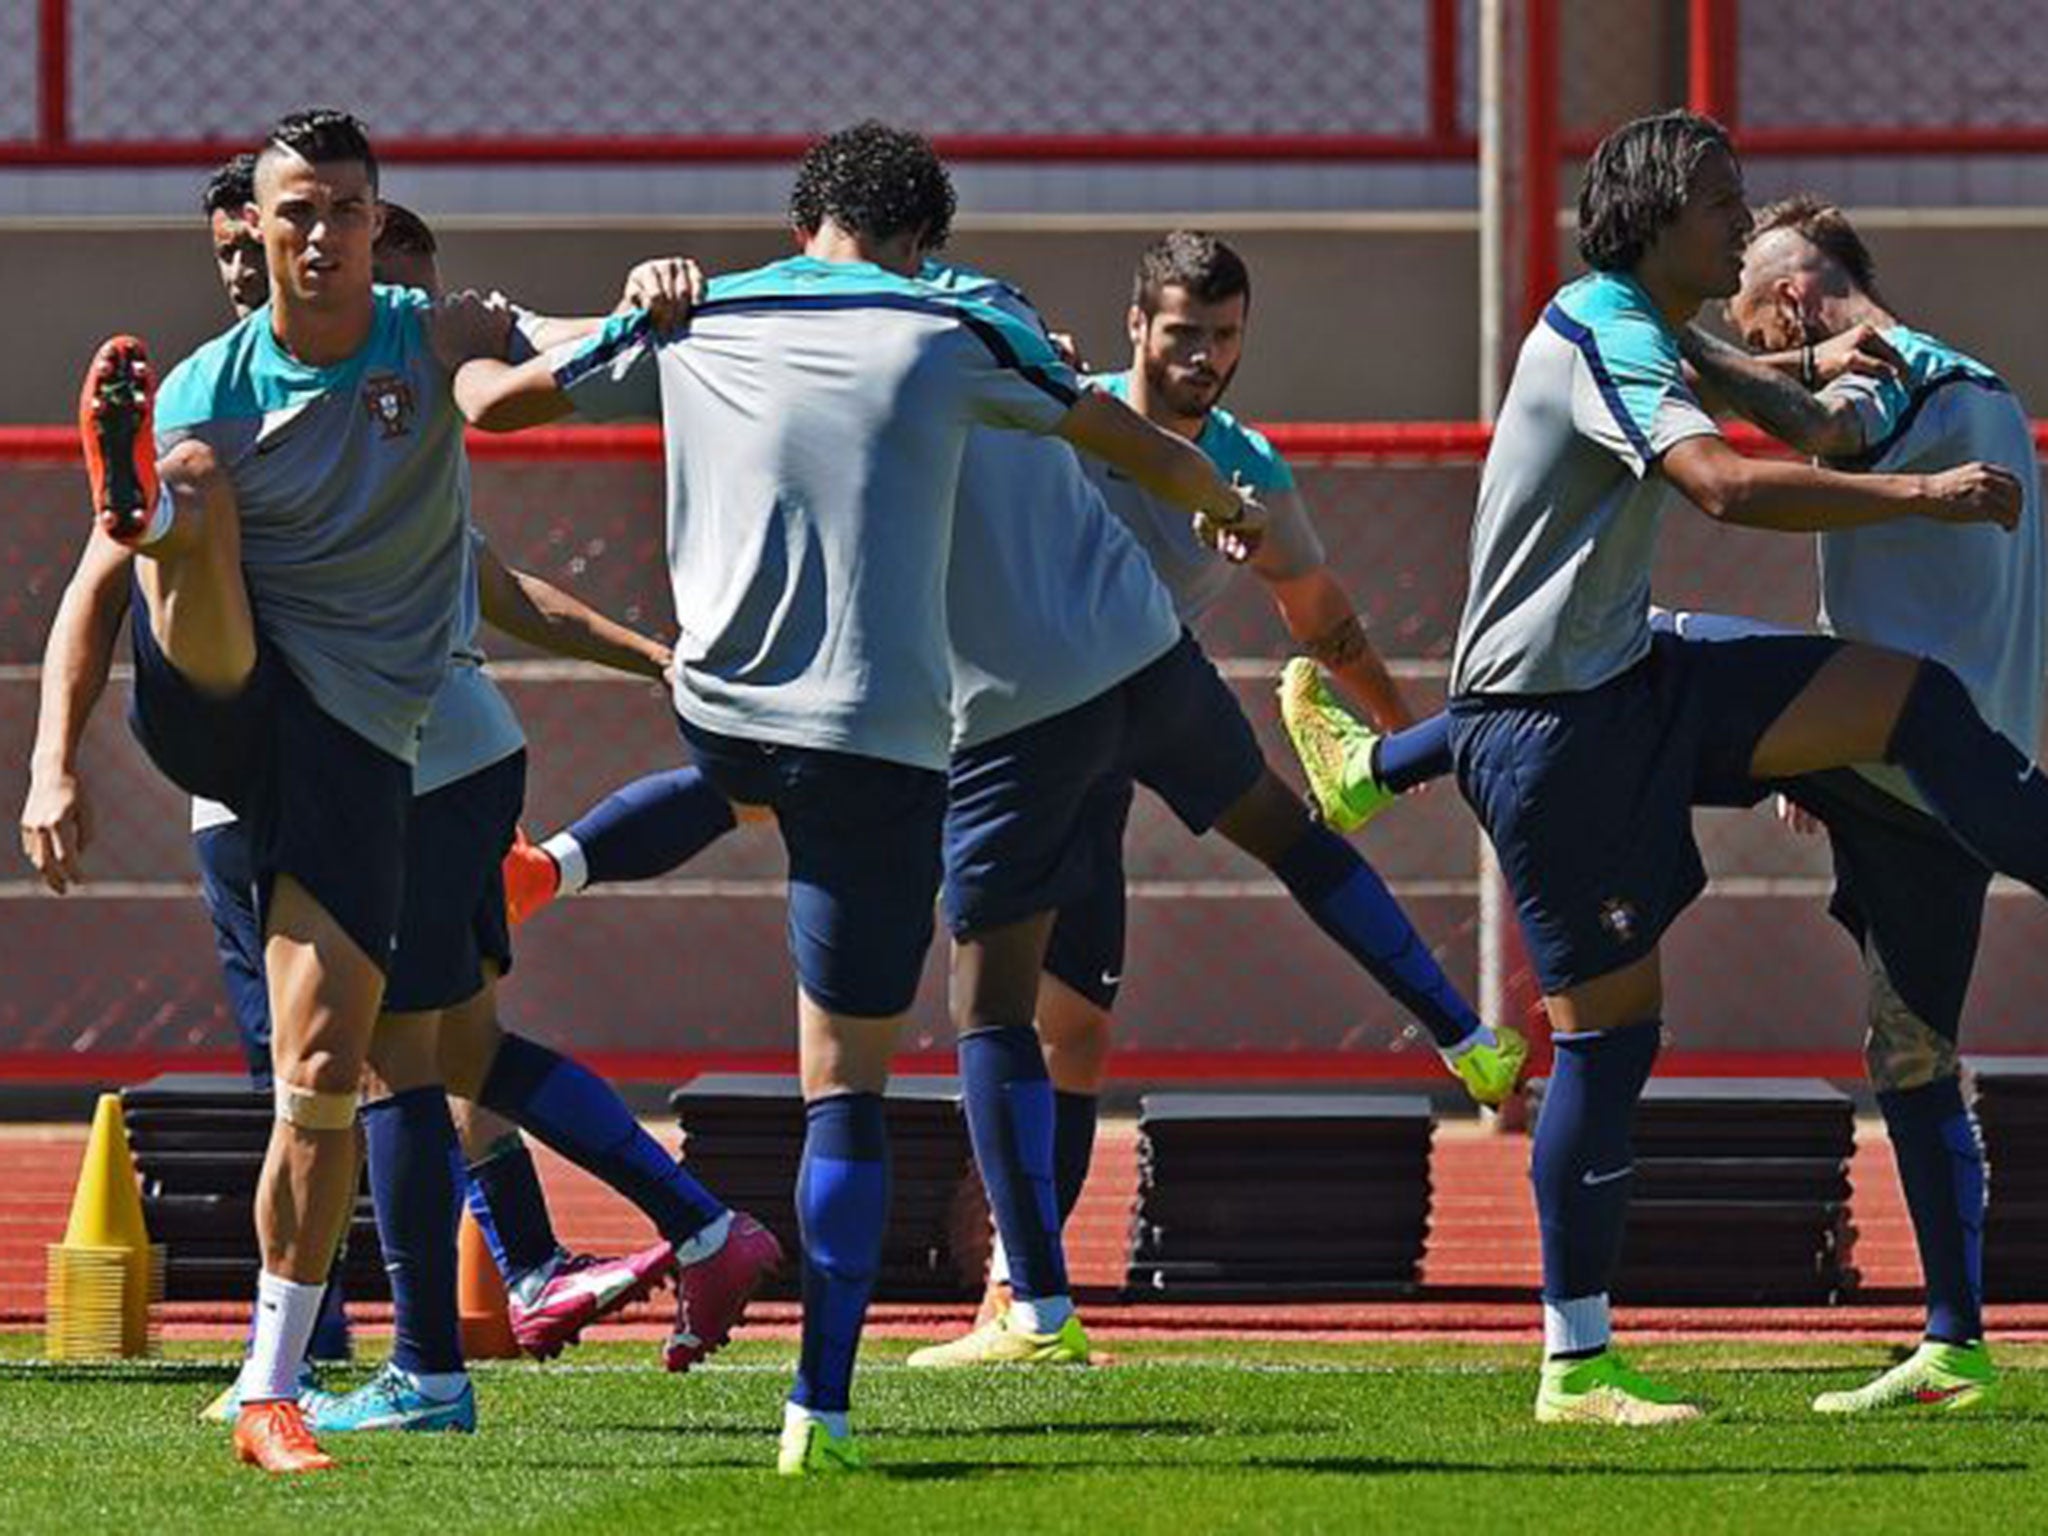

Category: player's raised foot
[906, 1308, 1091, 1368]
[502, 828, 562, 927]
[1536, 1350, 1702, 1426]
[778, 1413, 866, 1476]
[1812, 1340, 1994, 1414]
[232, 1399, 336, 1474]
[77, 335, 161, 545]
[200, 1361, 323, 1425]
[509, 1241, 677, 1361]
[1443, 1023, 1530, 1109]
[1277, 658, 1396, 833]
[663, 1211, 783, 1373]
[304, 1362, 476, 1433]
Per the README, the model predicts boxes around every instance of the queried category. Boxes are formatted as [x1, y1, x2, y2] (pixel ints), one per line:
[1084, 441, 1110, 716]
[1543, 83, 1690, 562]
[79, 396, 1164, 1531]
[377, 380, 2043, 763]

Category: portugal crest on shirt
[362, 372, 416, 440]
[1598, 897, 1638, 944]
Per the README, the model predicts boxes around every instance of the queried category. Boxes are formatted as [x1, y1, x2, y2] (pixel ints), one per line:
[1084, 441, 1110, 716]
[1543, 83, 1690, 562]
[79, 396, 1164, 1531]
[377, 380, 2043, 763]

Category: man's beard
[1145, 354, 1238, 420]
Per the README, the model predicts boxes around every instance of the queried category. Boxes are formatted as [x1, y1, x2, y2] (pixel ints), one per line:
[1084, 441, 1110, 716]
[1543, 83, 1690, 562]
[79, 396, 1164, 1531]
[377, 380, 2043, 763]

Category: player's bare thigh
[1748, 642, 1923, 782]
[131, 440, 256, 698]
[1544, 948, 1664, 1036]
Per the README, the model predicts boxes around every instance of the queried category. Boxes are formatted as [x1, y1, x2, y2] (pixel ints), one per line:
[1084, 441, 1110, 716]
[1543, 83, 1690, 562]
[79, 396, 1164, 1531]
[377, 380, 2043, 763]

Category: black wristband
[1801, 341, 1817, 389]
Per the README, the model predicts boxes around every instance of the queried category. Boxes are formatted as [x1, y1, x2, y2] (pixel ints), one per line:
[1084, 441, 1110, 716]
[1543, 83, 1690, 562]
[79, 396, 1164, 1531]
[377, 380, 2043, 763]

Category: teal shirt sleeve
[1559, 305, 1719, 477]
[551, 309, 662, 422]
[949, 296, 1080, 434]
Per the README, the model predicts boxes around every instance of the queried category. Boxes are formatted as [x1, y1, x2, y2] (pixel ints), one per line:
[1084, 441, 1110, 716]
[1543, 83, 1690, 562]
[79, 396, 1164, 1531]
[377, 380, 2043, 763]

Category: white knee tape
[275, 1081, 359, 1130]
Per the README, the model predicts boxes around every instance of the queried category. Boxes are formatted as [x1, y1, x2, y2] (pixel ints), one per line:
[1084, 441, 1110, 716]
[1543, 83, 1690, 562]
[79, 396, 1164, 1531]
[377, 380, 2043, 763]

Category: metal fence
[6, 424, 2047, 1081]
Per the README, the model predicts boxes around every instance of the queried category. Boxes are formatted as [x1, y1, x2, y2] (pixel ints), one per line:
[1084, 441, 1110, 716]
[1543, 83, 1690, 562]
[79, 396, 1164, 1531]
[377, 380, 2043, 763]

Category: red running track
[6, 1119, 2045, 1345]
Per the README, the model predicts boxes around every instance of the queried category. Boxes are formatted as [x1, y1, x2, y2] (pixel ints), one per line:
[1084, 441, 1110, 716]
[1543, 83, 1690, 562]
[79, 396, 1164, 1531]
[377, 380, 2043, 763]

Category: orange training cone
[47, 1093, 162, 1358]
[457, 1209, 520, 1360]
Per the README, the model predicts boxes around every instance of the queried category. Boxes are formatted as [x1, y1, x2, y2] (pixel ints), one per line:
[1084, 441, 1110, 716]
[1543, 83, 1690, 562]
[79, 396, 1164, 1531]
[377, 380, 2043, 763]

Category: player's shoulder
[1547, 271, 1679, 372]
[1199, 403, 1295, 492]
[1888, 326, 2007, 394]
[156, 309, 275, 431]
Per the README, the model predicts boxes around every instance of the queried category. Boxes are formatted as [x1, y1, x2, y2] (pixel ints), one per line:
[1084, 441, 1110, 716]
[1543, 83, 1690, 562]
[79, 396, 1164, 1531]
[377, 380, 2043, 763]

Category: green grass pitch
[2, 1335, 2044, 1533]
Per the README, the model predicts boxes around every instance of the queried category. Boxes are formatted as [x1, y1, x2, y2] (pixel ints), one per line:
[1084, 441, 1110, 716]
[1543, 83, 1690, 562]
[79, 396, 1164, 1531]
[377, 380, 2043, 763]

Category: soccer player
[451, 121, 1261, 1474]
[299, 208, 776, 1438]
[1284, 110, 2038, 1425]
[1683, 196, 2040, 1411]
[914, 238, 1527, 1352]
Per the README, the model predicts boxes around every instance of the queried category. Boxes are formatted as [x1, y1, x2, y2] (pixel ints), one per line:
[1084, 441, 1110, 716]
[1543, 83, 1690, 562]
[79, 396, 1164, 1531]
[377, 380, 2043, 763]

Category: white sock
[1009, 1294, 1074, 1334]
[785, 1399, 850, 1440]
[987, 1229, 1012, 1286]
[132, 482, 177, 549]
[1543, 1293, 1612, 1358]
[674, 1210, 733, 1268]
[237, 1272, 327, 1403]
[540, 831, 589, 896]
[397, 1366, 470, 1402]
[1440, 1022, 1498, 1062]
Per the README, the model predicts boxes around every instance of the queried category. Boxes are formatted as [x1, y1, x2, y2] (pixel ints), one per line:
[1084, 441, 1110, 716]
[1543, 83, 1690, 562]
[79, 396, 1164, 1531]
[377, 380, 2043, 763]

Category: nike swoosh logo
[1581, 1166, 1633, 1187]
[2020, 762, 2037, 784]
[1100, 971, 1122, 988]
[549, 1267, 638, 1310]
[1914, 1385, 1972, 1404]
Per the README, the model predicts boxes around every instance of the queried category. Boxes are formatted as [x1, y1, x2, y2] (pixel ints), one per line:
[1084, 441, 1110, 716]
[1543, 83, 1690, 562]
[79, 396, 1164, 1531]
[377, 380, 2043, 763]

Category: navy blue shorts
[385, 750, 526, 1014]
[943, 633, 1262, 942]
[191, 820, 271, 1088]
[1784, 769, 1991, 1042]
[679, 717, 944, 1018]
[128, 594, 412, 973]
[1451, 630, 1842, 993]
[1040, 776, 1135, 1009]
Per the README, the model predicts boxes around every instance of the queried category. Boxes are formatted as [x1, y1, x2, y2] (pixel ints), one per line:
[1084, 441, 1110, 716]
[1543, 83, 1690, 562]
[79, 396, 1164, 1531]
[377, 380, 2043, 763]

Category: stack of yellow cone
[46, 1093, 162, 1358]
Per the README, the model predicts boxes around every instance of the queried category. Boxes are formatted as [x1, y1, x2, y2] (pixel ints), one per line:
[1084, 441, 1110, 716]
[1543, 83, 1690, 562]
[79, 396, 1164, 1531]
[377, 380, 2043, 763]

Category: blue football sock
[959, 1026, 1068, 1301]
[1374, 713, 1454, 794]
[1878, 1077, 1986, 1344]
[1889, 662, 2048, 893]
[567, 767, 737, 887]
[791, 1093, 890, 1414]
[464, 1134, 561, 1288]
[1270, 825, 1483, 1049]
[479, 1032, 724, 1246]
[362, 1087, 465, 1376]
[1530, 1019, 1662, 1356]
[1053, 1090, 1099, 1223]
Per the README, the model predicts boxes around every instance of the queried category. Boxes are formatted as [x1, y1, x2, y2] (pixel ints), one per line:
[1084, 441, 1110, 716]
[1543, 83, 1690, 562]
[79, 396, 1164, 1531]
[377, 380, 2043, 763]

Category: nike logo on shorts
[1580, 1165, 1633, 1187]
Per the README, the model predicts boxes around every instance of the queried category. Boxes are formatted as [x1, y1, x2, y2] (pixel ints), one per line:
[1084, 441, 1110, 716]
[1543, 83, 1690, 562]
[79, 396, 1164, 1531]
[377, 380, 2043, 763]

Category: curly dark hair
[1131, 230, 1251, 316]
[788, 120, 955, 250]
[1577, 110, 1735, 273]
[200, 152, 257, 217]
[257, 107, 378, 193]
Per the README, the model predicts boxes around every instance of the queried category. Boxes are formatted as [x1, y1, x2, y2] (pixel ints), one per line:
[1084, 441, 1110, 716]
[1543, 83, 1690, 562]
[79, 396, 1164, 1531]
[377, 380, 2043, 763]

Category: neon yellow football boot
[1536, 1350, 1703, 1426]
[1812, 1340, 1994, 1414]
[1444, 1024, 1530, 1109]
[1278, 658, 1397, 833]
[777, 1414, 867, 1476]
[906, 1309, 1091, 1369]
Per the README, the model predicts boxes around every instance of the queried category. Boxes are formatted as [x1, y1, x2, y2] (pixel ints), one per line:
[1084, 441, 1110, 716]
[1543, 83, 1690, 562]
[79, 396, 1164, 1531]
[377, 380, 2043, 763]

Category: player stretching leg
[76, 111, 522, 1471]
[1283, 190, 2037, 1414]
[455, 122, 1261, 1473]
[1288, 111, 2036, 1426]
[1700, 198, 2035, 1411]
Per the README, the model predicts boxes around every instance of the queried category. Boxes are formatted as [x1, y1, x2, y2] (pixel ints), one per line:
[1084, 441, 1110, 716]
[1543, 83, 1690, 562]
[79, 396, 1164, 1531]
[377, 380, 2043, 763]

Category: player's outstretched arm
[455, 352, 576, 432]
[1055, 389, 1264, 557]
[1661, 434, 2022, 532]
[474, 540, 670, 680]
[21, 531, 134, 892]
[1679, 328, 1868, 459]
[512, 255, 708, 352]
[1265, 568, 1415, 731]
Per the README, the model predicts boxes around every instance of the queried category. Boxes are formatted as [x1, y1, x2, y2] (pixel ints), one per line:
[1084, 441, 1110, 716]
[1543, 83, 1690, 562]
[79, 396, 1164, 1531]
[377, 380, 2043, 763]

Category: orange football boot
[502, 827, 562, 927]
[78, 335, 160, 544]
[233, 1399, 337, 1473]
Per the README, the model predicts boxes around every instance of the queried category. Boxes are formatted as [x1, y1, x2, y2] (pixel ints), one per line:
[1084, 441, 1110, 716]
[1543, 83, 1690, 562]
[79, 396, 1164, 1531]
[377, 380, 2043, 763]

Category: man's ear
[1126, 304, 1147, 351]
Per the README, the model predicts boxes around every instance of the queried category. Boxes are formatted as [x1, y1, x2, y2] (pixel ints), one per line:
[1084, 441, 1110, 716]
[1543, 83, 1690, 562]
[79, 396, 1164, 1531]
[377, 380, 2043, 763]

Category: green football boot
[1536, 1350, 1703, 1426]
[1277, 658, 1397, 833]
[906, 1309, 1091, 1369]
[1812, 1340, 1994, 1414]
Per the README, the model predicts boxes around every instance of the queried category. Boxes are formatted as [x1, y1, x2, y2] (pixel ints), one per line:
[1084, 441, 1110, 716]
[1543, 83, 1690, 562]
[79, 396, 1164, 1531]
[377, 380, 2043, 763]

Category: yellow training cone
[46, 1093, 161, 1358]
[62, 1094, 151, 1251]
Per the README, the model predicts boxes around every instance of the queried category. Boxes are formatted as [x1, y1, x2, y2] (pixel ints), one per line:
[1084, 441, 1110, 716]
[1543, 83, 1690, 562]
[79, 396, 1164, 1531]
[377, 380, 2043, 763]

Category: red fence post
[38, 0, 68, 149]
[1689, 0, 1740, 129]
